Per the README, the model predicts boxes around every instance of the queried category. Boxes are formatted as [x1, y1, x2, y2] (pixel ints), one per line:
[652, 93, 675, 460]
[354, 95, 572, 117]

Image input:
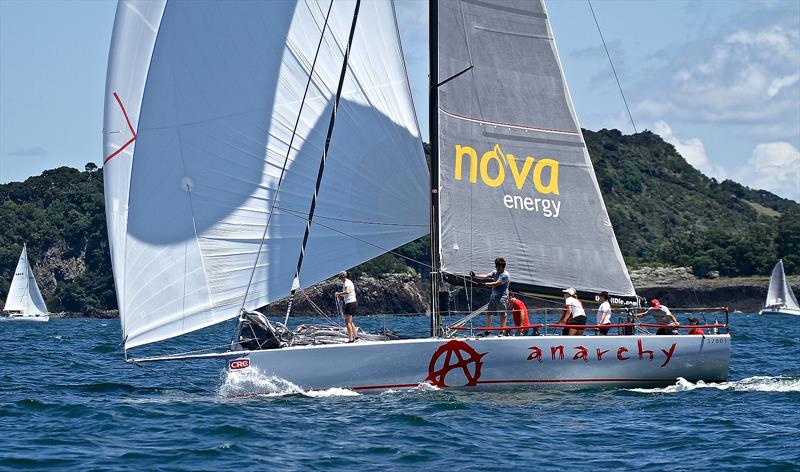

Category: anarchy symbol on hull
[426, 340, 487, 387]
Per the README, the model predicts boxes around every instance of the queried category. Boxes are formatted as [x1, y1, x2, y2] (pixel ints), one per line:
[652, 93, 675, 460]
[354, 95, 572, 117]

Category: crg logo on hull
[229, 358, 250, 370]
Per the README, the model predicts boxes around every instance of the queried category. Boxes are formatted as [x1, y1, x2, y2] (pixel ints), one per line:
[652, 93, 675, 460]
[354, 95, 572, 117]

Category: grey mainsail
[435, 0, 636, 300]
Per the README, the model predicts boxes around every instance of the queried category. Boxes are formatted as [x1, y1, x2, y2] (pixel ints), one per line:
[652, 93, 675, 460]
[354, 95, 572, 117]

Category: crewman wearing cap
[636, 299, 679, 335]
[335, 271, 358, 343]
[687, 317, 704, 335]
[558, 287, 587, 335]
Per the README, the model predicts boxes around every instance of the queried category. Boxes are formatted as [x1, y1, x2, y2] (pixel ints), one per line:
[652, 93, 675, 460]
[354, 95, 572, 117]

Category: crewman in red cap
[510, 295, 534, 335]
[636, 299, 679, 335]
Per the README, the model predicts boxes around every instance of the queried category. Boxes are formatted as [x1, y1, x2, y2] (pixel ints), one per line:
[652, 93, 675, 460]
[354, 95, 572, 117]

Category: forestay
[435, 0, 635, 299]
[766, 260, 800, 310]
[103, 0, 428, 349]
[3, 245, 48, 315]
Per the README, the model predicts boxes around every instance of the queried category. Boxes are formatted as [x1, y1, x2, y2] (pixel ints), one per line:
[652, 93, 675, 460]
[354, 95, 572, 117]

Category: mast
[428, 0, 442, 337]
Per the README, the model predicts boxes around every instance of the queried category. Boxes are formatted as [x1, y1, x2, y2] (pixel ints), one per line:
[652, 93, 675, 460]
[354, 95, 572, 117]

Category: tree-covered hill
[1, 130, 798, 311]
[586, 129, 799, 277]
[0, 165, 114, 311]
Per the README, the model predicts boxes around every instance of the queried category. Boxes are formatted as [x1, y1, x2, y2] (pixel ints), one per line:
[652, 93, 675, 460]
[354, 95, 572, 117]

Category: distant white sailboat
[1, 244, 50, 322]
[760, 260, 800, 316]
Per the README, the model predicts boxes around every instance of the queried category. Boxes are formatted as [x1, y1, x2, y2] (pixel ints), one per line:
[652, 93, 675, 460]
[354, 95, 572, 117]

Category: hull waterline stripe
[300, 378, 674, 392]
[350, 383, 422, 391]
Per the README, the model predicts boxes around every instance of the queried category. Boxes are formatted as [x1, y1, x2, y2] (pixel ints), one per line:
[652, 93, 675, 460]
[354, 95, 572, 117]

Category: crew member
[636, 299, 679, 335]
[558, 287, 586, 335]
[510, 295, 534, 336]
[687, 317, 704, 335]
[471, 257, 510, 335]
[335, 271, 358, 343]
[597, 291, 612, 335]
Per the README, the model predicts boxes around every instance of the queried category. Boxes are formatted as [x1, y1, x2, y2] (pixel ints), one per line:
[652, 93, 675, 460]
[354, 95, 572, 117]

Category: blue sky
[1, 0, 798, 201]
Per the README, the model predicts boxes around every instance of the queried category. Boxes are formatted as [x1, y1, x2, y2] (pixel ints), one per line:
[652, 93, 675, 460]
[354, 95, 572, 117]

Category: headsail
[104, 0, 428, 349]
[3, 245, 48, 315]
[435, 0, 635, 300]
[766, 260, 800, 310]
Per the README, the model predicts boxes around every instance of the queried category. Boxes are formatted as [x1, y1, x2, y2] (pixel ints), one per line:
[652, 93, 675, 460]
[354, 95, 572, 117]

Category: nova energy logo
[453, 143, 561, 217]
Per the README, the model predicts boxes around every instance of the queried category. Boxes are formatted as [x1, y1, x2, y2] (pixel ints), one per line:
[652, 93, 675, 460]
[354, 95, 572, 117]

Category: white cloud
[767, 73, 800, 98]
[736, 142, 800, 201]
[635, 24, 800, 139]
[7, 146, 47, 157]
[725, 27, 797, 59]
[652, 121, 727, 180]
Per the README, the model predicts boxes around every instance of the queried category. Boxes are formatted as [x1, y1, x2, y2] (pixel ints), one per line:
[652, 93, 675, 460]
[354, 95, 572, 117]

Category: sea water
[0, 314, 798, 470]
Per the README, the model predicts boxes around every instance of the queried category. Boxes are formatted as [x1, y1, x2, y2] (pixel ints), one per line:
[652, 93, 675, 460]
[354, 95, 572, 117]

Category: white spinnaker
[766, 260, 800, 310]
[103, 0, 167, 342]
[103, 0, 427, 349]
[3, 246, 48, 315]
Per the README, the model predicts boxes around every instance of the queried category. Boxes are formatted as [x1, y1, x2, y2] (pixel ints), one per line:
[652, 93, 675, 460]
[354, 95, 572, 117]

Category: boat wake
[218, 367, 360, 398]
[628, 376, 800, 394]
[381, 382, 441, 396]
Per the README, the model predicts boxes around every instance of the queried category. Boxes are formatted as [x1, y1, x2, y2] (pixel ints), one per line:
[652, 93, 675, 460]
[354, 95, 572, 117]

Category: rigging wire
[587, 0, 638, 133]
[589, 0, 701, 307]
[239, 0, 335, 312]
[284, 0, 362, 326]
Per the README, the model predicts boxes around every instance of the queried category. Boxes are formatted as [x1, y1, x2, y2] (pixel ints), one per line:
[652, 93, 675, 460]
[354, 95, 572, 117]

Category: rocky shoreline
[49, 267, 798, 318]
[52, 309, 119, 319]
[630, 266, 800, 311]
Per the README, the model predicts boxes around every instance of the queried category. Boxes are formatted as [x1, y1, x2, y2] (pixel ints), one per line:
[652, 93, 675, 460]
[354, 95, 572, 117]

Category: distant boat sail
[104, 0, 730, 392]
[760, 260, 800, 316]
[1, 245, 49, 322]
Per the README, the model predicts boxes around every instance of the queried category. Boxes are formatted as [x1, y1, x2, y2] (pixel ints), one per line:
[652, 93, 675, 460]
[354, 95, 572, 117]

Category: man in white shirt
[335, 271, 358, 343]
[558, 287, 586, 335]
[596, 291, 612, 335]
[636, 299, 678, 335]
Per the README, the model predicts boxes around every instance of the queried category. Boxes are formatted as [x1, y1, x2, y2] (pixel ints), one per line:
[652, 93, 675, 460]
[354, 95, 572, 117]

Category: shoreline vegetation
[2, 129, 798, 314]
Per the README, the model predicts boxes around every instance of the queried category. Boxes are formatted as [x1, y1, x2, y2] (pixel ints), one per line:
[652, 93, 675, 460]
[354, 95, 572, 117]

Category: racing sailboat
[1, 244, 49, 322]
[104, 0, 730, 391]
[759, 260, 800, 316]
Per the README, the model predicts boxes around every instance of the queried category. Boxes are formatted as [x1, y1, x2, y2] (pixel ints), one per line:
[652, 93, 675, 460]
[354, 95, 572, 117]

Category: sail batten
[105, 0, 428, 350]
[436, 0, 635, 299]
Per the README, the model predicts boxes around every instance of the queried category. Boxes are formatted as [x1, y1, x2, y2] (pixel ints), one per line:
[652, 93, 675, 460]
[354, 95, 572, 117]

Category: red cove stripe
[350, 378, 668, 391]
[104, 92, 137, 164]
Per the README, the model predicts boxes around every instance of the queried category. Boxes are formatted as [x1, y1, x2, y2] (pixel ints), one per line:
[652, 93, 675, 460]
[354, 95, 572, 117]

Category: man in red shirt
[510, 295, 534, 335]
[687, 317, 704, 335]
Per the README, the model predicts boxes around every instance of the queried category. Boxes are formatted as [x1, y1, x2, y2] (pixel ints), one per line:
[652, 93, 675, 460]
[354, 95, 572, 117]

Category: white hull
[759, 308, 800, 316]
[1, 314, 49, 322]
[229, 334, 731, 392]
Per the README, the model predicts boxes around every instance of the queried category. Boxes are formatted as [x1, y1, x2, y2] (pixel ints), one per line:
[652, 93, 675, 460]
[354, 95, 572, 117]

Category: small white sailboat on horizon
[759, 260, 800, 316]
[102, 0, 730, 392]
[1, 244, 50, 322]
